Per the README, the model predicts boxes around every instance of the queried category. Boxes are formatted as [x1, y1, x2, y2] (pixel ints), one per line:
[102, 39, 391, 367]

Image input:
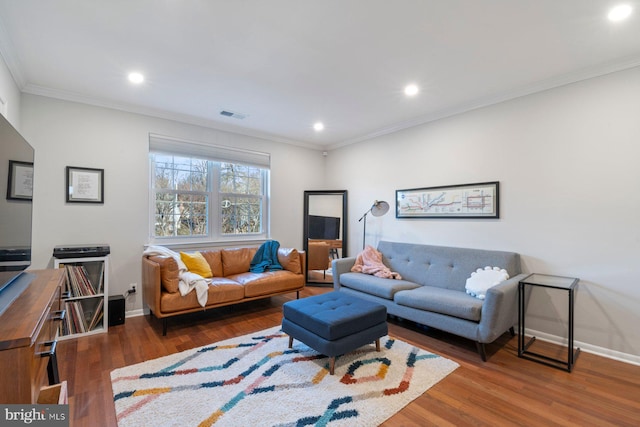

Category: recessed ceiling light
[608, 4, 632, 21]
[404, 84, 419, 97]
[128, 72, 145, 84]
[313, 122, 325, 131]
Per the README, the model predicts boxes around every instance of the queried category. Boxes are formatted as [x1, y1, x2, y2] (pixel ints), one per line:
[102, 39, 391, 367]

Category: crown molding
[328, 55, 640, 151]
[21, 83, 325, 151]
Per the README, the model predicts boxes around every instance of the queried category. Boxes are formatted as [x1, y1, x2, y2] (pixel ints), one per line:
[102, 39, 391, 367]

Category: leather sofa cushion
[201, 250, 224, 277]
[221, 247, 257, 276]
[149, 255, 180, 294]
[394, 286, 483, 322]
[228, 270, 304, 297]
[277, 248, 302, 274]
[160, 278, 244, 313]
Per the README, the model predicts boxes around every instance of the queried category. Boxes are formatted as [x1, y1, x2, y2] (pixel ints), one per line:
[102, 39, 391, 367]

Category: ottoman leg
[329, 357, 335, 375]
[288, 336, 293, 348]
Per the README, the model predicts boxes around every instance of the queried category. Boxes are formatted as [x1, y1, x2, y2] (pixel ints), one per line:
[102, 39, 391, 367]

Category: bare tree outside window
[151, 154, 267, 240]
[153, 155, 209, 237]
[219, 163, 263, 234]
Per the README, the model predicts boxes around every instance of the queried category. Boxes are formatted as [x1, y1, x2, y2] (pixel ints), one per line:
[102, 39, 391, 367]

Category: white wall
[327, 66, 640, 360]
[20, 94, 326, 312]
[0, 51, 21, 127]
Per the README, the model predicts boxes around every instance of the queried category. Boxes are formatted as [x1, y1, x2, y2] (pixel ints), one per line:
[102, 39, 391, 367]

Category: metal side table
[518, 273, 580, 372]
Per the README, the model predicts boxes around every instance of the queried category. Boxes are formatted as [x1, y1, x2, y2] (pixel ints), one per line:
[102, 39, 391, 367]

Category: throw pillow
[277, 248, 301, 274]
[180, 251, 213, 278]
[465, 266, 509, 300]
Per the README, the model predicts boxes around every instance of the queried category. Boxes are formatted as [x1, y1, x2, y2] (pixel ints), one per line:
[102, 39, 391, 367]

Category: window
[149, 135, 270, 242]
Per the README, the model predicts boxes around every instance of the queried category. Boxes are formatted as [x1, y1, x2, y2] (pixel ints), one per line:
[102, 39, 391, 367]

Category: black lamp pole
[358, 200, 390, 250]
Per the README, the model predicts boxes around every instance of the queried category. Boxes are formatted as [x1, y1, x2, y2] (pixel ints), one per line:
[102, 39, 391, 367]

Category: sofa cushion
[277, 247, 302, 274]
[377, 241, 521, 292]
[180, 251, 213, 278]
[339, 272, 421, 300]
[160, 278, 244, 313]
[148, 255, 180, 294]
[201, 250, 224, 277]
[394, 286, 483, 322]
[228, 270, 304, 297]
[221, 247, 257, 276]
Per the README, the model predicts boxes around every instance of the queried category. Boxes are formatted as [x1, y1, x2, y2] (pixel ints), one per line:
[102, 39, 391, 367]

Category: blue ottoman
[282, 291, 388, 374]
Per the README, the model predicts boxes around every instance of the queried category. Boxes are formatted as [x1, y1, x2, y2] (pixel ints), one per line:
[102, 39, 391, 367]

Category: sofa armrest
[142, 256, 163, 317]
[332, 257, 356, 290]
[477, 273, 528, 343]
[297, 250, 306, 277]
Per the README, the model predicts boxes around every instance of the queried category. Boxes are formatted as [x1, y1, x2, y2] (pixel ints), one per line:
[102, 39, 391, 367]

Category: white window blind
[149, 134, 270, 169]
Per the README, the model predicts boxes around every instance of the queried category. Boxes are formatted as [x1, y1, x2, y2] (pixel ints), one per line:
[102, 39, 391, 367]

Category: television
[0, 113, 35, 312]
[308, 215, 340, 240]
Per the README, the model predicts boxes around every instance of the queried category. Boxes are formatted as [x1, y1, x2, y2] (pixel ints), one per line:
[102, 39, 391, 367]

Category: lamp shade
[371, 200, 389, 217]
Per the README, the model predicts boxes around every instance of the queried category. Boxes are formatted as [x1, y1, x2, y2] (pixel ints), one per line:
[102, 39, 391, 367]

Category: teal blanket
[250, 240, 283, 273]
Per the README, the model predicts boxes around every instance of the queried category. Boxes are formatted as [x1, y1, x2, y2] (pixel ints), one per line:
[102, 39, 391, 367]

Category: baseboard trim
[525, 328, 640, 367]
[126, 308, 145, 318]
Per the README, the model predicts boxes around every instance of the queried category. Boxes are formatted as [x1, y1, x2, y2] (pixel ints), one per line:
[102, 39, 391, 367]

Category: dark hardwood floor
[57, 286, 640, 426]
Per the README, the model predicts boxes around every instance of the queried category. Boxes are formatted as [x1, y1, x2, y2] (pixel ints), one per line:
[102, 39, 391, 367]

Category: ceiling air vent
[219, 110, 247, 120]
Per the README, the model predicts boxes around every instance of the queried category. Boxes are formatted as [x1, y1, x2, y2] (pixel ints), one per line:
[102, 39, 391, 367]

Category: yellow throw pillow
[180, 251, 213, 278]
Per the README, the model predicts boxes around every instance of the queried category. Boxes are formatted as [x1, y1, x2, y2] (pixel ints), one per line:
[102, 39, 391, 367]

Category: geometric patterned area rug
[110, 326, 459, 427]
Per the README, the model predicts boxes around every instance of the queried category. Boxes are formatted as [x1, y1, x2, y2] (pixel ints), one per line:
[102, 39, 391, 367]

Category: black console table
[518, 273, 580, 372]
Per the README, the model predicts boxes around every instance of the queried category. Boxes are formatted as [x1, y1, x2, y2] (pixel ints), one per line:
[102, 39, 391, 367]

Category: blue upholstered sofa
[332, 241, 527, 360]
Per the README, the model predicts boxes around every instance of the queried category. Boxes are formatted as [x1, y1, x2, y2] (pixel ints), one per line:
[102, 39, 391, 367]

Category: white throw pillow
[465, 266, 509, 300]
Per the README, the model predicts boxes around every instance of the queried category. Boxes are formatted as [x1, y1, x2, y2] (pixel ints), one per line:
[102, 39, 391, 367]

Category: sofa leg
[162, 318, 168, 336]
[476, 342, 487, 361]
[296, 290, 300, 299]
[509, 326, 515, 337]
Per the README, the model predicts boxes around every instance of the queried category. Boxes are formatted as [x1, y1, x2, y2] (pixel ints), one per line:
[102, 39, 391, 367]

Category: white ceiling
[1, 1, 639, 149]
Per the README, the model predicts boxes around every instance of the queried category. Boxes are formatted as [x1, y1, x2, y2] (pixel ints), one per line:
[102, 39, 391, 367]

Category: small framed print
[6, 160, 33, 201]
[66, 166, 104, 204]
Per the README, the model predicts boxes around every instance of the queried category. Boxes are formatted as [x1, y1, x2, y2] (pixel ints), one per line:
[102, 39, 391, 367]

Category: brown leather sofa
[142, 246, 305, 335]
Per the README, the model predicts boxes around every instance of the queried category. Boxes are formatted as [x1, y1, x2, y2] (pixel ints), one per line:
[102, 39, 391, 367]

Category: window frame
[148, 140, 270, 245]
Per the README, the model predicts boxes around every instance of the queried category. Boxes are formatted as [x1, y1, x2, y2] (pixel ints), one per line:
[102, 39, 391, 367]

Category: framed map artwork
[396, 181, 499, 219]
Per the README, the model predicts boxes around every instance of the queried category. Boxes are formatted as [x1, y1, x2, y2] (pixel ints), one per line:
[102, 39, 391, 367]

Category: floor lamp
[358, 200, 390, 249]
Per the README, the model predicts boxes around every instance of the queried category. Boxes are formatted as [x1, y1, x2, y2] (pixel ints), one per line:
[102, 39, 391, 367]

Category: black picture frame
[6, 160, 33, 201]
[66, 166, 104, 204]
[396, 181, 499, 219]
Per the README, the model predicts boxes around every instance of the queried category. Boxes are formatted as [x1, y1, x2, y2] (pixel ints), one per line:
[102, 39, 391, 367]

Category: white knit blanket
[143, 245, 209, 307]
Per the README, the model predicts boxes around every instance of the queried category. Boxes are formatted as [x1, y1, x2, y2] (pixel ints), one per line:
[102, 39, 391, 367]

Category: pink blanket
[351, 245, 402, 279]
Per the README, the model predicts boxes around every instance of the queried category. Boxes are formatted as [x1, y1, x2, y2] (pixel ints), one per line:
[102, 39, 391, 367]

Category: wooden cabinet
[0, 269, 63, 403]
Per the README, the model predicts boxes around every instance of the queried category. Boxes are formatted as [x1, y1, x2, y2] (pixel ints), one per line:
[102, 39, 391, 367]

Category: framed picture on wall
[6, 160, 34, 201]
[66, 166, 104, 203]
[396, 181, 499, 219]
